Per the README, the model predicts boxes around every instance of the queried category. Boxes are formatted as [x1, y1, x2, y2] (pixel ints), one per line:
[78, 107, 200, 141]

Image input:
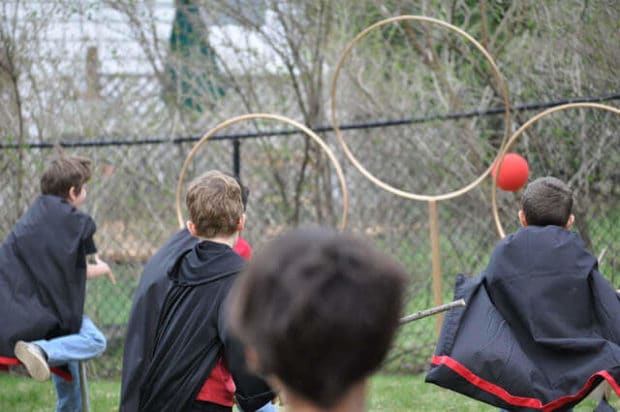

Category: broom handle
[400, 299, 466, 325]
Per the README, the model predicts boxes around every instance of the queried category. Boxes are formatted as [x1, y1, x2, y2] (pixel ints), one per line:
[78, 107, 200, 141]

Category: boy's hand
[87, 255, 116, 285]
[106, 269, 117, 285]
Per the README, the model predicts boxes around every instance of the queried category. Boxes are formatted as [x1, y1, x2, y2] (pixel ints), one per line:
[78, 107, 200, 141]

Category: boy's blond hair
[40, 155, 92, 198]
[186, 171, 243, 238]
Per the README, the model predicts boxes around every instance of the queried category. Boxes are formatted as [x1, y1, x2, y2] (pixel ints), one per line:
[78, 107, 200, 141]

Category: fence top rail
[1, 93, 618, 150]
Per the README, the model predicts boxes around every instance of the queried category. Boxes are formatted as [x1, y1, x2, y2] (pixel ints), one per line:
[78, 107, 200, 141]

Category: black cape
[0, 195, 96, 356]
[120, 231, 273, 412]
[120, 229, 196, 411]
[426, 226, 620, 412]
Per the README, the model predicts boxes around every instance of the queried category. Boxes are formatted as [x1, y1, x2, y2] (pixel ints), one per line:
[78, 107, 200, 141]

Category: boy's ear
[186, 220, 198, 237]
[237, 213, 246, 232]
[518, 210, 528, 227]
[68, 186, 78, 203]
[565, 214, 575, 229]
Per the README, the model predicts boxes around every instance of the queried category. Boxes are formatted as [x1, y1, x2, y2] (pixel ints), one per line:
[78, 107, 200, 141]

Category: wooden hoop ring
[175, 113, 349, 231]
[330, 15, 511, 201]
[492, 102, 620, 238]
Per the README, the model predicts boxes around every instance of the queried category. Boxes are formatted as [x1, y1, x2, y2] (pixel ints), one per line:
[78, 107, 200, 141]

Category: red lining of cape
[0, 356, 73, 382]
[432, 355, 619, 411]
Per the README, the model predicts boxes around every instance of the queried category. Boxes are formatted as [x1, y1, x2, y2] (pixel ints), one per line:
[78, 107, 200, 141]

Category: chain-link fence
[1, 105, 618, 379]
[1, 0, 619, 382]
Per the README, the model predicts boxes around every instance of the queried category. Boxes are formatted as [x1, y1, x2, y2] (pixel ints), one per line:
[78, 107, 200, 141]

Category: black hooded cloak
[426, 226, 620, 411]
[121, 231, 273, 412]
[120, 229, 196, 411]
[0, 195, 96, 356]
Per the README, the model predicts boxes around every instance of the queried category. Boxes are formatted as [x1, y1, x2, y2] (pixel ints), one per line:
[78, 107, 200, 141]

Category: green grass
[0, 373, 119, 412]
[1, 373, 617, 411]
[85, 262, 142, 326]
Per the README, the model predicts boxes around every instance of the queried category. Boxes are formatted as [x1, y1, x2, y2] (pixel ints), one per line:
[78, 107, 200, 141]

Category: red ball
[491, 153, 529, 191]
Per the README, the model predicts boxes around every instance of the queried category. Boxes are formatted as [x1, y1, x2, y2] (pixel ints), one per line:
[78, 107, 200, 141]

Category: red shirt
[196, 357, 236, 406]
[233, 236, 252, 260]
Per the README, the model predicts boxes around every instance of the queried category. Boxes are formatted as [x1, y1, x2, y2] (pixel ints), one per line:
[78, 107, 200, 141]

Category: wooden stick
[400, 299, 466, 325]
[428, 200, 443, 336]
[79, 361, 90, 412]
[598, 247, 608, 263]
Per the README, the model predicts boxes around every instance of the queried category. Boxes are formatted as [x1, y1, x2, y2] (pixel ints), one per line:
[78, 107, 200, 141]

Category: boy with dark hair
[227, 226, 407, 412]
[126, 171, 273, 412]
[519, 176, 574, 227]
[426, 176, 620, 411]
[0, 153, 115, 411]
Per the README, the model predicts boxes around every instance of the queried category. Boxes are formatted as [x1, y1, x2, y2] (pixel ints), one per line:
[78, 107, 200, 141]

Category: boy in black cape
[120, 177, 251, 410]
[121, 171, 274, 412]
[0, 153, 114, 411]
[426, 176, 620, 411]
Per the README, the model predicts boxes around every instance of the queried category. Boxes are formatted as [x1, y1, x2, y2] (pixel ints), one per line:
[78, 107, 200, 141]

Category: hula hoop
[175, 113, 349, 231]
[492, 102, 620, 238]
[330, 15, 511, 201]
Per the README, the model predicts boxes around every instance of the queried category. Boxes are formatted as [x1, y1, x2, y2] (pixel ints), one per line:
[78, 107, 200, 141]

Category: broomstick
[400, 299, 466, 325]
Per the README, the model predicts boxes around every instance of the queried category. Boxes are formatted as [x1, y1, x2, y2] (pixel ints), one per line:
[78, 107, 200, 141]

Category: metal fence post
[232, 138, 241, 178]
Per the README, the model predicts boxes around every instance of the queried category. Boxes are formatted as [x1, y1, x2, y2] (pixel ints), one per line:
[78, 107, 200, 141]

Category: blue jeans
[256, 402, 277, 412]
[34, 316, 107, 412]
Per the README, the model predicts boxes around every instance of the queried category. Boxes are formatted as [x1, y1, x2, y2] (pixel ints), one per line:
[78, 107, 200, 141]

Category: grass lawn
[1, 373, 617, 411]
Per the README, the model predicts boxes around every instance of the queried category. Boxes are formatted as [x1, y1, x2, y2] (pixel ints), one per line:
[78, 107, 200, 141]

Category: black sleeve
[82, 217, 97, 255]
[219, 299, 275, 412]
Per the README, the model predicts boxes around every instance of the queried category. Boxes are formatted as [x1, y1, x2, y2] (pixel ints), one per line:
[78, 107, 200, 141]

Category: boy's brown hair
[40, 155, 92, 198]
[185, 171, 243, 238]
[521, 176, 573, 227]
[228, 226, 407, 409]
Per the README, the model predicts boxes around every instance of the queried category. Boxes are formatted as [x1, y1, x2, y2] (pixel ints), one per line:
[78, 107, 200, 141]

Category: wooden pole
[79, 361, 89, 412]
[400, 299, 466, 324]
[85, 47, 100, 100]
[428, 200, 443, 337]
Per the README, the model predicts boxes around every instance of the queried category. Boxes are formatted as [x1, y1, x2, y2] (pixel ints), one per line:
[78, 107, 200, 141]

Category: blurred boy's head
[228, 226, 407, 410]
[40, 155, 92, 208]
[185, 170, 244, 239]
[520, 176, 574, 228]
